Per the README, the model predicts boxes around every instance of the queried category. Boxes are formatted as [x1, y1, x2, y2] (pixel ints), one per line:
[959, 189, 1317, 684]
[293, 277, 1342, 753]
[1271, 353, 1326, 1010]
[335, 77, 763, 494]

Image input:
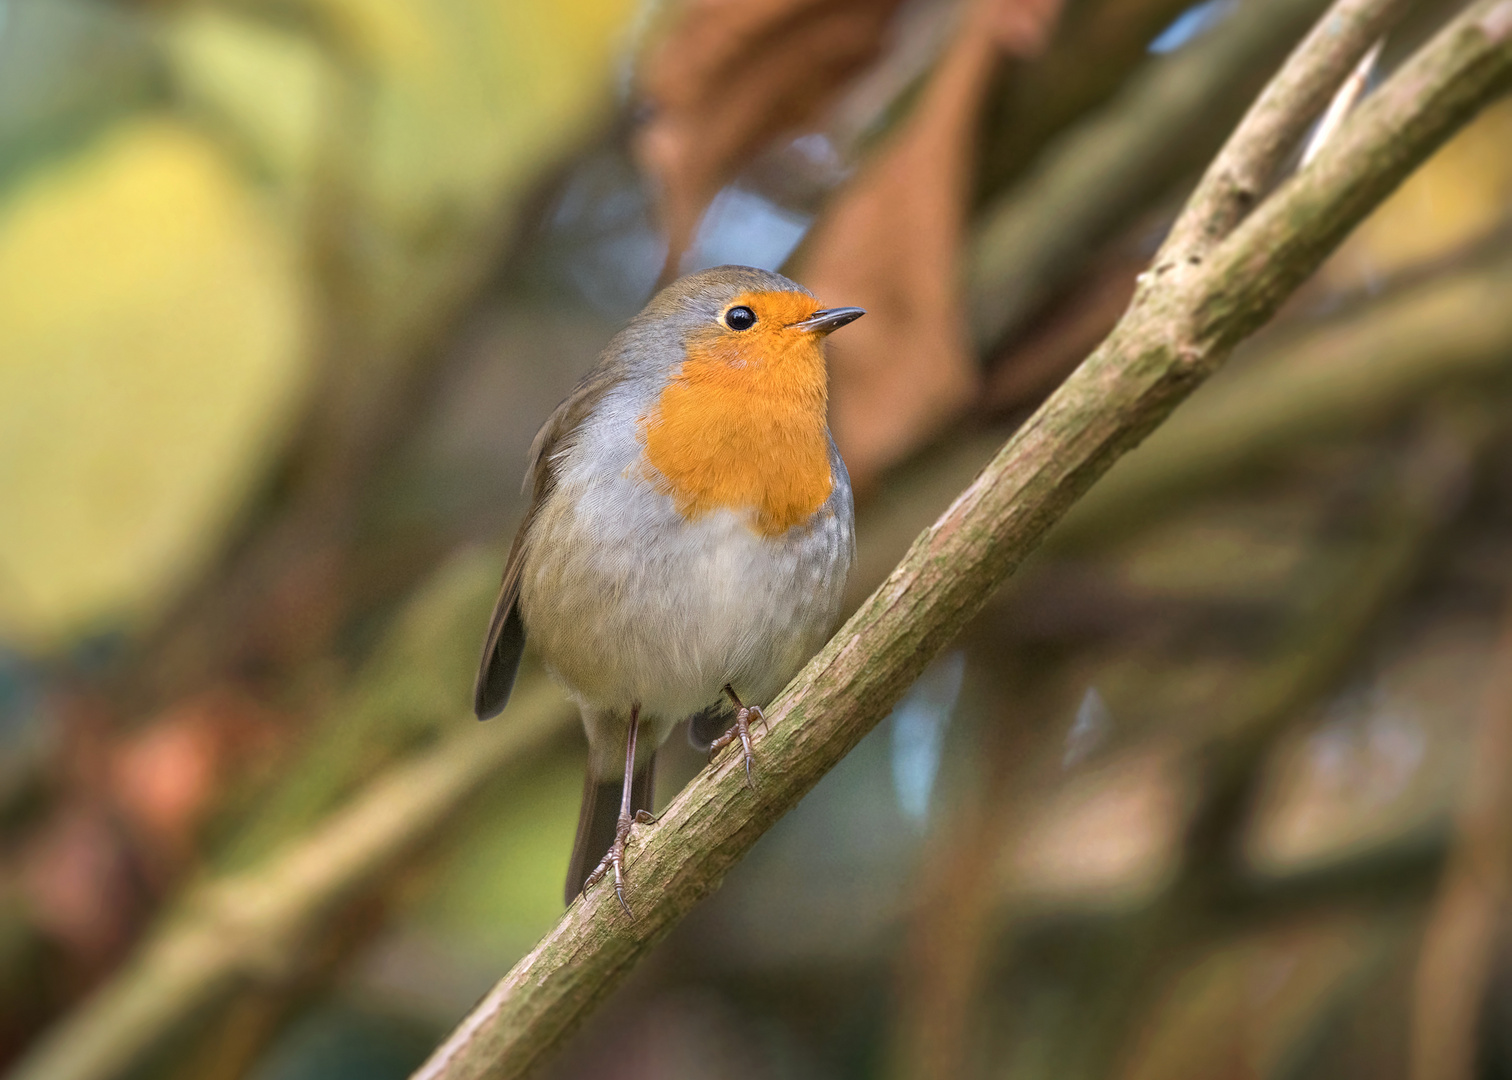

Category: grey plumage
[473, 266, 857, 903]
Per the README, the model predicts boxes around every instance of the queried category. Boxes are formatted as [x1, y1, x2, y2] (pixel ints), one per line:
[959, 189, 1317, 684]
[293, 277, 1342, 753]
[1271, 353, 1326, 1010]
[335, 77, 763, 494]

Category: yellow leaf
[168, 11, 328, 189]
[306, 0, 639, 229]
[0, 120, 306, 648]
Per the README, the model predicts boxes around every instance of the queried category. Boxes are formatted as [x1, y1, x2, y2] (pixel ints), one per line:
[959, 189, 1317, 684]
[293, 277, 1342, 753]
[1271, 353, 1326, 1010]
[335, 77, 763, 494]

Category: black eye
[724, 305, 756, 331]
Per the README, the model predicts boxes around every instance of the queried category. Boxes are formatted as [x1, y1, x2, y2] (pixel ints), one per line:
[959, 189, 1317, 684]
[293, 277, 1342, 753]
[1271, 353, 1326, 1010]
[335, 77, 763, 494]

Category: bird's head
[631, 266, 864, 536]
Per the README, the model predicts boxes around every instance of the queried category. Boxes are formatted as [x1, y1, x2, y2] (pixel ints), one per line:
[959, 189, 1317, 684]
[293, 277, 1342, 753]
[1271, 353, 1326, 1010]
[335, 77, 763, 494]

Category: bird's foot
[708, 703, 763, 787]
[583, 809, 656, 917]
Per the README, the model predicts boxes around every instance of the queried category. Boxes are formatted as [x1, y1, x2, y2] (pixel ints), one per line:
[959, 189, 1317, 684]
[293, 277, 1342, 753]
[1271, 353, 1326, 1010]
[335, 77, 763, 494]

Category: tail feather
[686, 702, 734, 752]
[565, 755, 656, 904]
[474, 599, 525, 720]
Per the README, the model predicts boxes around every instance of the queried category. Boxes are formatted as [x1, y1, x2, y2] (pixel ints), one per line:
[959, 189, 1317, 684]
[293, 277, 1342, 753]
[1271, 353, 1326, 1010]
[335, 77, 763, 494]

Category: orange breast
[640, 290, 834, 538]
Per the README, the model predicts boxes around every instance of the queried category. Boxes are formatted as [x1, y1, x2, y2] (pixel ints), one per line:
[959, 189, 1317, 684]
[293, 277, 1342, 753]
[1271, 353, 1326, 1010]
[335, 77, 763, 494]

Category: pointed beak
[791, 306, 866, 335]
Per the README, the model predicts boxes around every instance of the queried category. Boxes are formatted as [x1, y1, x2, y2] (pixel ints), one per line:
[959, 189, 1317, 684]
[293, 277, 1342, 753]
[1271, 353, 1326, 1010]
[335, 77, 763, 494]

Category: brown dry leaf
[635, 0, 909, 273]
[112, 719, 219, 846]
[110, 689, 284, 861]
[20, 804, 144, 968]
[801, 0, 1063, 490]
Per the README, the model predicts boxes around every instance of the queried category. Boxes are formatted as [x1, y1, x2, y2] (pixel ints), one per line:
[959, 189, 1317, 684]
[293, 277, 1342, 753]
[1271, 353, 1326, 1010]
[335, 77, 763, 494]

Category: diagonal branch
[410, 2, 1512, 1077]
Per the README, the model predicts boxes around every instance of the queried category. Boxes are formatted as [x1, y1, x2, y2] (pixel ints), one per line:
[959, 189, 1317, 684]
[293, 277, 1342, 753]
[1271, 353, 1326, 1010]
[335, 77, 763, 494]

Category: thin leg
[618, 707, 639, 822]
[583, 704, 643, 916]
[708, 684, 763, 787]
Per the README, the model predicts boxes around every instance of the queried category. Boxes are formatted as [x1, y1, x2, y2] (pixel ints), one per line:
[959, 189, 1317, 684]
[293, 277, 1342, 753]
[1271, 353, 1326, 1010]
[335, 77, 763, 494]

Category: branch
[843, 241, 1512, 667]
[410, 3, 1512, 1077]
[1158, 0, 1415, 264]
[1189, 0, 1512, 348]
[974, 0, 1197, 201]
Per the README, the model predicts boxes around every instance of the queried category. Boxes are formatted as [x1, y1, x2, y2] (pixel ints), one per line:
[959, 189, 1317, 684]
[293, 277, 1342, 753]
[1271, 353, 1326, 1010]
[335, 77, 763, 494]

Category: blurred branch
[210, 549, 508, 871]
[0, 552, 515, 1058]
[1183, 415, 1475, 877]
[974, 0, 1197, 200]
[408, 5, 1512, 1077]
[4, 548, 575, 1080]
[1064, 409, 1478, 1080]
[966, 0, 1336, 351]
[889, 406, 1477, 1080]
[3, 680, 573, 1080]
[1052, 247, 1512, 550]
[886, 650, 1076, 1080]
[1408, 589, 1512, 1079]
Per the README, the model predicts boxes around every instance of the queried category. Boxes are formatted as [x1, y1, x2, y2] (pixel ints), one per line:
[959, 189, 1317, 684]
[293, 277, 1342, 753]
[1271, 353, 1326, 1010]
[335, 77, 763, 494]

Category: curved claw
[708, 705, 758, 788]
[582, 814, 638, 918]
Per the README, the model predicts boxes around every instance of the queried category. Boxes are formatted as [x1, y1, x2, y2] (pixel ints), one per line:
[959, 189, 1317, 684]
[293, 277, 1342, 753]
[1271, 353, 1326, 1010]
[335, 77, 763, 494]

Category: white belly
[518, 467, 852, 727]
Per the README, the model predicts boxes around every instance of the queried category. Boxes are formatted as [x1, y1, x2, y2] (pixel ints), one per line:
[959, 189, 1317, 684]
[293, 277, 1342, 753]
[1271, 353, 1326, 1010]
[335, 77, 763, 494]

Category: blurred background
[2, 0, 1512, 1077]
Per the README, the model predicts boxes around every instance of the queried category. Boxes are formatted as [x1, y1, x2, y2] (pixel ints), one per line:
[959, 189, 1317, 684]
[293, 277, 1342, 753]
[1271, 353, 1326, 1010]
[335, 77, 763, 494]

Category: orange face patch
[640, 290, 834, 537]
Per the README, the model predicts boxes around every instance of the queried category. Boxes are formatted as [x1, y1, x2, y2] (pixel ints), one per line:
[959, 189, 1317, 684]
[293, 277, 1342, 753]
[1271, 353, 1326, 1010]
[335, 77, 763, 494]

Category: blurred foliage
[0, 0, 635, 648]
[0, 118, 304, 645]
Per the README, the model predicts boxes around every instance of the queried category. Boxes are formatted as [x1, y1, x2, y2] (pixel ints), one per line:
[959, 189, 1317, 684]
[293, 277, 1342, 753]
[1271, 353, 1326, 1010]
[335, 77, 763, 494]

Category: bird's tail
[565, 754, 656, 905]
[686, 701, 734, 752]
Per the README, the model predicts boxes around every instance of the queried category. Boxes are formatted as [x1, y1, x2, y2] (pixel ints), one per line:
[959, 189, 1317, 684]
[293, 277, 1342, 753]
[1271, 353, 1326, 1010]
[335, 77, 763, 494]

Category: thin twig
[1301, 38, 1385, 165]
[409, 5, 1512, 1078]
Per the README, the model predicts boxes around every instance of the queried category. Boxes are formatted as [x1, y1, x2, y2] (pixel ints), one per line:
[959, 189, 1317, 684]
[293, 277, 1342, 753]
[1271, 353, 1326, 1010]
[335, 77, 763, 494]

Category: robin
[473, 265, 862, 914]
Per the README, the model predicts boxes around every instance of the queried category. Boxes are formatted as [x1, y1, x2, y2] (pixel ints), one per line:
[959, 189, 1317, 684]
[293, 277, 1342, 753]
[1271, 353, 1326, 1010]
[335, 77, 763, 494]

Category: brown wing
[472, 363, 621, 719]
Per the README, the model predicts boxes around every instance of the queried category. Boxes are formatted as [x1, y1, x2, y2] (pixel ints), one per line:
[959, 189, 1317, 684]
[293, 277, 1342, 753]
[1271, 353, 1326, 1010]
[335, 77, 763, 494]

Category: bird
[472, 265, 862, 915]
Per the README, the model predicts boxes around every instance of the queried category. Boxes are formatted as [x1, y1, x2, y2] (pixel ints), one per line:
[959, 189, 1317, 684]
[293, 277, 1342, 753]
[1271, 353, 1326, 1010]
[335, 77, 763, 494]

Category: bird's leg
[583, 704, 645, 917]
[709, 684, 762, 786]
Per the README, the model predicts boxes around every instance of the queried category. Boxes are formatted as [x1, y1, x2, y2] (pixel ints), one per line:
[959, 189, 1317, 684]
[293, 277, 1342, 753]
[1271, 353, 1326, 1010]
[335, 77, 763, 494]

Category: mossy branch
[411, 3, 1512, 1078]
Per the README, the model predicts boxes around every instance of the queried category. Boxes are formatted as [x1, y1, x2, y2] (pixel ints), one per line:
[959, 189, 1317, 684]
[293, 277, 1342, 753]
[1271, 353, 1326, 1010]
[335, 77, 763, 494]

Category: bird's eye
[724, 305, 756, 331]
